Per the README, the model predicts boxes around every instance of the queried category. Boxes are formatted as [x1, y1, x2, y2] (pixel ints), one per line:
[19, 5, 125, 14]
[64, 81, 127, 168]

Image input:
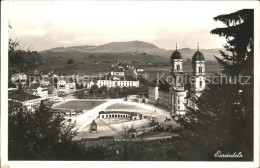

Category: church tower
[190, 44, 206, 109]
[170, 44, 184, 90]
[170, 44, 186, 115]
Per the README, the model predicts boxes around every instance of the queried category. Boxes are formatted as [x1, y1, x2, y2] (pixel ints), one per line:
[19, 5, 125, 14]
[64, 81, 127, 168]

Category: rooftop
[9, 90, 41, 101]
[99, 75, 138, 81]
[99, 111, 139, 116]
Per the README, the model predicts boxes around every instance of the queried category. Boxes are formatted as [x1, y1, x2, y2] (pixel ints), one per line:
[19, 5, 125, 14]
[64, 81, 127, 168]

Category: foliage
[8, 25, 43, 87]
[8, 100, 80, 160]
[67, 58, 74, 64]
[210, 9, 253, 75]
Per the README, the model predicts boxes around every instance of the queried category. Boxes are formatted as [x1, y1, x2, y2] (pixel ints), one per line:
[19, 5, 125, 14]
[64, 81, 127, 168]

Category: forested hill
[40, 41, 223, 61]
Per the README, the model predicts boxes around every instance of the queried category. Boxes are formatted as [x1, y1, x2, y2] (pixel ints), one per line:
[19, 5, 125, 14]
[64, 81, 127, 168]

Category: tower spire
[197, 42, 199, 51]
[176, 43, 177, 51]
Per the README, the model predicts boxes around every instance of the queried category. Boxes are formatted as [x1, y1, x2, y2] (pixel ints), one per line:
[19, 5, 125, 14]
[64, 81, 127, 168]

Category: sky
[4, 1, 257, 51]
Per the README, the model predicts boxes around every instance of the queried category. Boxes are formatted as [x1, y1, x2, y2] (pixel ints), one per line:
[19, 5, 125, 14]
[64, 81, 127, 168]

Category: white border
[1, 1, 260, 168]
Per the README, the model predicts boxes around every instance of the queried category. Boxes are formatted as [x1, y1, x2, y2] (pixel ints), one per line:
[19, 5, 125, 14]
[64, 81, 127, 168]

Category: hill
[40, 41, 223, 61]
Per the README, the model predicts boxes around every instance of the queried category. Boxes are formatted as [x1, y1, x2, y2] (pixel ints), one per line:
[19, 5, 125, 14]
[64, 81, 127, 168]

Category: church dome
[171, 50, 182, 60]
[192, 51, 205, 62]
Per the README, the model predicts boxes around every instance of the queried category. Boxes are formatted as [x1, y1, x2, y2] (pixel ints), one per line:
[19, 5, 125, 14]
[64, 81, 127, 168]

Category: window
[200, 81, 202, 87]
[198, 67, 203, 73]
[177, 65, 180, 70]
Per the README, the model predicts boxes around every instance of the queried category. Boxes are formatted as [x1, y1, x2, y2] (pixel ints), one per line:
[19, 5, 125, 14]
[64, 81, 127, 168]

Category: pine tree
[210, 9, 253, 76]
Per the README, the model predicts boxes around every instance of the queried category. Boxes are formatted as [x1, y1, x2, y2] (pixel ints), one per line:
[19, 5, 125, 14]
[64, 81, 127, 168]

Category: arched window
[198, 67, 203, 73]
[177, 64, 180, 70]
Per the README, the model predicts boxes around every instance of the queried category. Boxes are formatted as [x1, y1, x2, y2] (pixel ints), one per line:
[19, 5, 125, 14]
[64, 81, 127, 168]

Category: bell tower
[191, 43, 206, 98]
[170, 43, 184, 90]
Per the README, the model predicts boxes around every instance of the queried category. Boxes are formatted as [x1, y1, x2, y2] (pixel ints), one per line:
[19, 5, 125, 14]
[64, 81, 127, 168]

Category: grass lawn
[141, 131, 175, 138]
[105, 102, 148, 112]
[55, 100, 107, 110]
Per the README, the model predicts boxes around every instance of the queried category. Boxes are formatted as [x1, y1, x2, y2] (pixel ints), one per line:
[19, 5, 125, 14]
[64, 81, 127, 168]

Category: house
[158, 82, 171, 108]
[47, 86, 58, 100]
[11, 73, 27, 85]
[57, 79, 76, 95]
[97, 75, 139, 88]
[40, 74, 50, 86]
[136, 67, 145, 72]
[26, 83, 48, 99]
[110, 67, 124, 76]
[148, 79, 170, 108]
[118, 63, 124, 69]
[8, 90, 42, 111]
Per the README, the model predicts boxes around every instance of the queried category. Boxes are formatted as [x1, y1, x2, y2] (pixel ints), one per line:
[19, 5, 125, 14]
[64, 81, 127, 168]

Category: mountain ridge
[40, 40, 224, 61]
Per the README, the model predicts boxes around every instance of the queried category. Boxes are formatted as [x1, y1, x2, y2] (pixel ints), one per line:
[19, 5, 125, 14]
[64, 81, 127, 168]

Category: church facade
[148, 46, 206, 115]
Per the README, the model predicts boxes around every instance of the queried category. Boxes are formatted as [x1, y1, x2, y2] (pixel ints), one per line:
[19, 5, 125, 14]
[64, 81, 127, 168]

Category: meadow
[55, 100, 107, 110]
[38, 51, 222, 82]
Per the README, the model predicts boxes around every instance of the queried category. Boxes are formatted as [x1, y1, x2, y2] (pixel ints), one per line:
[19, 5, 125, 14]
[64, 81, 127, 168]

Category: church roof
[192, 51, 205, 62]
[99, 111, 139, 116]
[99, 75, 138, 81]
[171, 50, 182, 60]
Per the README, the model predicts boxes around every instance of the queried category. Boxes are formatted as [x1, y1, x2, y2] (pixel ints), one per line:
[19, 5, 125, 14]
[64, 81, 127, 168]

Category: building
[148, 45, 206, 115]
[41, 74, 51, 86]
[127, 94, 148, 103]
[110, 67, 124, 76]
[8, 90, 42, 111]
[26, 83, 48, 99]
[158, 82, 171, 108]
[97, 75, 139, 88]
[99, 111, 143, 120]
[57, 78, 76, 95]
[47, 85, 58, 100]
[148, 79, 170, 107]
[11, 73, 27, 85]
[135, 67, 145, 72]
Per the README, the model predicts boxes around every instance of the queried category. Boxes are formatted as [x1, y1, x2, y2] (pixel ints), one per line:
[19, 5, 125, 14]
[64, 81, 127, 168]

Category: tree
[210, 9, 253, 76]
[67, 59, 74, 64]
[73, 90, 85, 99]
[8, 100, 80, 160]
[89, 84, 98, 97]
[8, 25, 43, 87]
[172, 9, 254, 161]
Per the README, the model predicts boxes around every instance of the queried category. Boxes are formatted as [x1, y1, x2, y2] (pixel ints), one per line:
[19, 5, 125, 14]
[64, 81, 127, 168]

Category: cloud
[20, 28, 46, 36]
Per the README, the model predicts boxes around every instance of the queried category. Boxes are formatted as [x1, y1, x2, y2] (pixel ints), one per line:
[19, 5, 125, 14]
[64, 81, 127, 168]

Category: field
[38, 51, 222, 77]
[55, 100, 107, 110]
[105, 102, 148, 111]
